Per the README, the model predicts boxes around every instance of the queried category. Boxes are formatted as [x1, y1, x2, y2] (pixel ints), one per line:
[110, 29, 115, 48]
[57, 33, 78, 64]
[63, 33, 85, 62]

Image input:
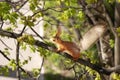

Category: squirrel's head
[51, 35, 63, 43]
[50, 26, 62, 43]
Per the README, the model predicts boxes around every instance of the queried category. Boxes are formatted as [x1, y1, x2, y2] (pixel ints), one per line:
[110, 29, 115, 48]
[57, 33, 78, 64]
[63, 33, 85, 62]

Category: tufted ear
[55, 26, 61, 37]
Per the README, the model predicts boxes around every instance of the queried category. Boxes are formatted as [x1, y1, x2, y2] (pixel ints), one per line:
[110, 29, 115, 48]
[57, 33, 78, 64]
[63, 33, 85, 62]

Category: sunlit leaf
[109, 39, 114, 48]
[8, 59, 16, 71]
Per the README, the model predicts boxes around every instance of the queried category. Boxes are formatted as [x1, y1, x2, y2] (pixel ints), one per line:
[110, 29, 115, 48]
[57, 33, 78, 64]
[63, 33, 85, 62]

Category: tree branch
[36, 57, 44, 80]
[0, 27, 119, 75]
[30, 27, 44, 41]
[15, 0, 28, 12]
[16, 42, 21, 80]
[0, 17, 4, 29]
[0, 39, 12, 50]
[106, 65, 120, 73]
[0, 29, 21, 38]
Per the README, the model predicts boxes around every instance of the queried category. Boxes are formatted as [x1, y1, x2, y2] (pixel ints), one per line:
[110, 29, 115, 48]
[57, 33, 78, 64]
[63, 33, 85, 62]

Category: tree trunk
[114, 36, 120, 66]
[114, 1, 120, 66]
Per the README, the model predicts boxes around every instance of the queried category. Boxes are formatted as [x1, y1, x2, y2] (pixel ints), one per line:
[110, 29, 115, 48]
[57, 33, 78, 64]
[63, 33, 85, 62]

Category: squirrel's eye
[53, 39, 56, 41]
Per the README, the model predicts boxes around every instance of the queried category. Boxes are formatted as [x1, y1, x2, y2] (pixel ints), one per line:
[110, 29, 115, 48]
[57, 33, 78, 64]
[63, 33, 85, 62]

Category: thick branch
[0, 29, 21, 38]
[0, 29, 117, 75]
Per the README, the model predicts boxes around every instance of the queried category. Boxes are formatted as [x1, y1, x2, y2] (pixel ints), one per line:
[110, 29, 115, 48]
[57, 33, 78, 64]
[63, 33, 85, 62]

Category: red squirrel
[51, 26, 80, 60]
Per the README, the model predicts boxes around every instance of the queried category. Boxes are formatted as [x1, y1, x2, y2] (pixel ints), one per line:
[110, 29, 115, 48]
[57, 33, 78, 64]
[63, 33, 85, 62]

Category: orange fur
[51, 26, 80, 60]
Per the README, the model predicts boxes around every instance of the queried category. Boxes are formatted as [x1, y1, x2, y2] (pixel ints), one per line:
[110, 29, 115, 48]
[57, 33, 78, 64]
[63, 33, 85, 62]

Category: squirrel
[51, 26, 80, 60]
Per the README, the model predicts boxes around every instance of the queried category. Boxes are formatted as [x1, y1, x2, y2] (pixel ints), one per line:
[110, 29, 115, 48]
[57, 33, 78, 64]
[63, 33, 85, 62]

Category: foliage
[0, 66, 9, 76]
[0, 0, 120, 80]
[32, 68, 40, 77]
[17, 34, 35, 45]
[8, 59, 17, 71]
[82, 45, 99, 64]
[0, 2, 19, 24]
[112, 73, 120, 80]
[109, 39, 115, 48]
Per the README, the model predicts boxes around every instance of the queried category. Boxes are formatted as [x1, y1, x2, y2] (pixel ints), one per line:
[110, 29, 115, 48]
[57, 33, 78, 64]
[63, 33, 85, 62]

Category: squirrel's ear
[56, 26, 61, 37]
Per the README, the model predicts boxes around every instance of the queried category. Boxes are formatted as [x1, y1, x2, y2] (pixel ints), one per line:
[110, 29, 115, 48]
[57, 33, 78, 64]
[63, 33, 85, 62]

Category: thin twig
[0, 39, 12, 50]
[102, 3, 115, 35]
[0, 50, 10, 61]
[0, 18, 4, 29]
[15, 0, 28, 12]
[40, 58, 44, 72]
[36, 57, 44, 80]
[35, 18, 44, 25]
[16, 42, 21, 80]
[30, 27, 45, 41]
[20, 25, 26, 35]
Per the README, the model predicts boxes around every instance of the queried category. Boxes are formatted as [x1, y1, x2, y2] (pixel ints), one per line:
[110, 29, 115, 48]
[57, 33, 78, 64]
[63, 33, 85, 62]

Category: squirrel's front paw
[56, 50, 61, 53]
[53, 49, 60, 53]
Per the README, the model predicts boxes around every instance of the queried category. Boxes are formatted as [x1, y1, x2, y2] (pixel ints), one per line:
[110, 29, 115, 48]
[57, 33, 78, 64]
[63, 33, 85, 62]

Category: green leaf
[29, 45, 36, 53]
[22, 60, 28, 65]
[0, 2, 11, 17]
[29, 0, 38, 11]
[117, 27, 120, 33]
[27, 20, 34, 27]
[8, 59, 16, 71]
[30, 3, 36, 11]
[11, 12, 19, 19]
[21, 72, 28, 77]
[37, 47, 51, 57]
[109, 39, 114, 48]
[32, 68, 40, 77]
[27, 35, 35, 44]
[0, 66, 9, 76]
[77, 11, 85, 21]
[3, 12, 18, 24]
[5, 27, 13, 31]
[112, 73, 120, 79]
[107, 0, 115, 3]
[17, 34, 35, 45]
[61, 32, 72, 41]
[21, 43, 27, 51]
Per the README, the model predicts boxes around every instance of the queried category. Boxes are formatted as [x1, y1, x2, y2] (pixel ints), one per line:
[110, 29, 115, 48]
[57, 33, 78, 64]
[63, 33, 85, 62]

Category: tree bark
[16, 42, 21, 80]
[114, 1, 120, 66]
